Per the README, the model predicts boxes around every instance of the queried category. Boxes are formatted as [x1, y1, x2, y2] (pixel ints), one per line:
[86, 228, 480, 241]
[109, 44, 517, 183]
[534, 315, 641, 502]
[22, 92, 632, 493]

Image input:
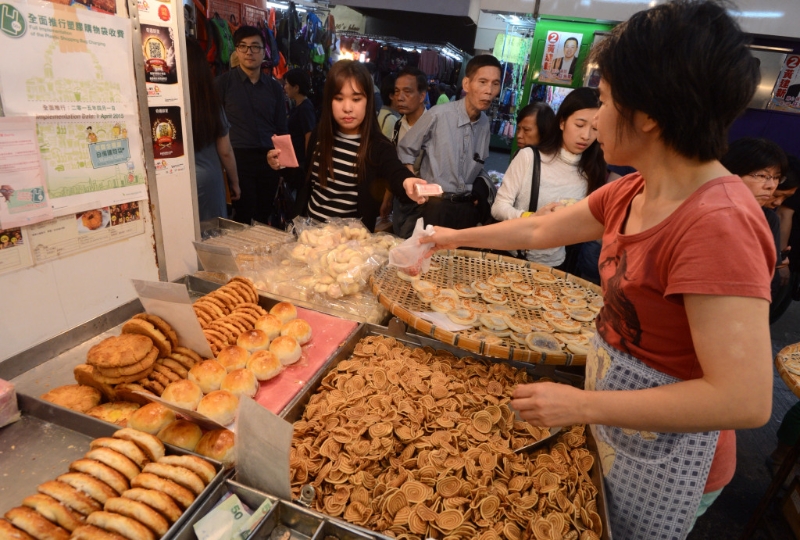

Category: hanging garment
[209, 16, 234, 64]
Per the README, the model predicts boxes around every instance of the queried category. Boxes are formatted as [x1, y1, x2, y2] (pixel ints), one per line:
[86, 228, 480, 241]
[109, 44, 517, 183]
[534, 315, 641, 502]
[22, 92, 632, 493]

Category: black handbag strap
[527, 148, 541, 212]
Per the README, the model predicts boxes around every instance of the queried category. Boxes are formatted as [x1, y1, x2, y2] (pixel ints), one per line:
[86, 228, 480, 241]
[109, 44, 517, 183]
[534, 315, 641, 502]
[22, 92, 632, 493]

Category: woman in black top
[269, 60, 423, 231]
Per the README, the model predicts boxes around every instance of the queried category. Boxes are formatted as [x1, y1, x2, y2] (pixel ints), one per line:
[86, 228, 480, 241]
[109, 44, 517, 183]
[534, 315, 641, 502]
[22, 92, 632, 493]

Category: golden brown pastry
[55, 473, 116, 505]
[269, 336, 301, 366]
[156, 421, 202, 452]
[215, 346, 250, 372]
[253, 315, 282, 340]
[269, 302, 297, 324]
[70, 525, 126, 540]
[194, 429, 235, 465]
[72, 365, 117, 403]
[156, 456, 215, 485]
[0, 519, 36, 540]
[36, 481, 101, 516]
[187, 361, 226, 394]
[219, 369, 257, 399]
[68, 460, 128, 496]
[103, 498, 168, 537]
[246, 351, 283, 382]
[130, 474, 194, 510]
[39, 386, 101, 414]
[92, 348, 157, 379]
[20, 495, 83, 533]
[112, 385, 153, 406]
[280, 319, 312, 345]
[89, 439, 148, 468]
[86, 512, 154, 540]
[85, 403, 140, 427]
[87, 335, 153, 369]
[196, 390, 238, 426]
[131, 314, 178, 350]
[235, 330, 269, 353]
[127, 404, 175, 436]
[160, 380, 202, 411]
[141, 463, 204, 496]
[83, 448, 140, 482]
[122, 319, 171, 358]
[112, 429, 165, 463]
[4, 507, 68, 540]
[120, 490, 180, 524]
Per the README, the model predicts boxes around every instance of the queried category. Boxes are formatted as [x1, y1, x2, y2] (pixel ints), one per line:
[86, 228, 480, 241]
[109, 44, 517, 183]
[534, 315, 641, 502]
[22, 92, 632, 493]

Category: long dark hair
[516, 102, 555, 145]
[186, 37, 224, 150]
[310, 60, 378, 187]
[538, 87, 606, 194]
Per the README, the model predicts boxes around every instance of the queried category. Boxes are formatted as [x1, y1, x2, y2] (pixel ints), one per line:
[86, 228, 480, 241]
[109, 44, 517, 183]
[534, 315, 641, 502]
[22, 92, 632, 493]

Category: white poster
[0, 0, 149, 216]
[0, 116, 52, 228]
[537, 30, 583, 85]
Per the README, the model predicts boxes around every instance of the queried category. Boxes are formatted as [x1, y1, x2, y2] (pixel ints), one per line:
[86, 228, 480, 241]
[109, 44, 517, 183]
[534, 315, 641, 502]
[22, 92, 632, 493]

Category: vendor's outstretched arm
[421, 198, 605, 253]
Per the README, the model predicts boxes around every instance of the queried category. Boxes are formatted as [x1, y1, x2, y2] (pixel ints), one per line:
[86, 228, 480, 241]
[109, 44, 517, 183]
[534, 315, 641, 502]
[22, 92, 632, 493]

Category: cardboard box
[782, 477, 800, 539]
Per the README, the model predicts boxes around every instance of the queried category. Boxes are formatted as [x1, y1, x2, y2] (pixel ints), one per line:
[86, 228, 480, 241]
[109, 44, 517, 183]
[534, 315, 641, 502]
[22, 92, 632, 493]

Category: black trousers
[231, 148, 280, 225]
[421, 197, 480, 230]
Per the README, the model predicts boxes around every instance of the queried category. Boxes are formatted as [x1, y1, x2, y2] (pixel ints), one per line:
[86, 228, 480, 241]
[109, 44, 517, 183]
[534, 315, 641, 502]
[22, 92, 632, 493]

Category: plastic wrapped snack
[0, 379, 21, 428]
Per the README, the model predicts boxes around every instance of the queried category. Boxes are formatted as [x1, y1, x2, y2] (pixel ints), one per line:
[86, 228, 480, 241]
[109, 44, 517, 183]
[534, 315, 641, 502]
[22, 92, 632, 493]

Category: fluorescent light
[730, 10, 784, 18]
[266, 1, 306, 12]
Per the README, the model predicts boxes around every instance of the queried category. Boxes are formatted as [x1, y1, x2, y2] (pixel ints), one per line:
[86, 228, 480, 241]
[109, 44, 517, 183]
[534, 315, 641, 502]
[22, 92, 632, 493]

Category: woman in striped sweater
[270, 60, 423, 232]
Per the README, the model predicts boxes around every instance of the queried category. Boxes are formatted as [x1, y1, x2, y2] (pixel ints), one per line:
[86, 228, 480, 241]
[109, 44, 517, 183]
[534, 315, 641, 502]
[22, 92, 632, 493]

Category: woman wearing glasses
[721, 137, 789, 321]
[215, 26, 288, 225]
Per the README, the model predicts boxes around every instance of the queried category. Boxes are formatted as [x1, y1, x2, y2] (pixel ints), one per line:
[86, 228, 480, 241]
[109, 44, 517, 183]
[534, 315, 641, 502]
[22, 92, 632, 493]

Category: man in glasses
[216, 26, 288, 224]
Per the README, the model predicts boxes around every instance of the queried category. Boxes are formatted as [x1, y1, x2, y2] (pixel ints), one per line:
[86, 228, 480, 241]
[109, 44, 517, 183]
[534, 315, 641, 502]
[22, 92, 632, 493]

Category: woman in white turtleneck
[491, 87, 607, 267]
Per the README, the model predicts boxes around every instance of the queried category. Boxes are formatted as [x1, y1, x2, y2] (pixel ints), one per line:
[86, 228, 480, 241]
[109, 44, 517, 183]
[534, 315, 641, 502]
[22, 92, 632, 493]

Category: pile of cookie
[192, 278, 269, 356]
[402, 268, 603, 356]
[74, 313, 203, 400]
[1, 428, 216, 540]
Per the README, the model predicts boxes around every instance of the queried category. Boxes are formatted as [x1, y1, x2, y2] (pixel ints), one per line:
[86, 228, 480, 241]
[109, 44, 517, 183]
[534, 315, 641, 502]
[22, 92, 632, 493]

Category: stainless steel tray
[184, 274, 389, 326]
[172, 479, 383, 540]
[268, 320, 611, 540]
[0, 394, 229, 540]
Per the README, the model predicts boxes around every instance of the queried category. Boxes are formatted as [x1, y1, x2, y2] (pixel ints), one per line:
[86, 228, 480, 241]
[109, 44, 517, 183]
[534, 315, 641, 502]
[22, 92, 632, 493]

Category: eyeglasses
[236, 44, 264, 53]
[745, 172, 784, 184]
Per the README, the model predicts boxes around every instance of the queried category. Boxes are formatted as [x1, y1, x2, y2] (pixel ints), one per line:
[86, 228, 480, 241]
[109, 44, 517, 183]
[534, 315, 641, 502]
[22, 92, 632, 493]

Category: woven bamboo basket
[370, 249, 603, 365]
[776, 343, 800, 398]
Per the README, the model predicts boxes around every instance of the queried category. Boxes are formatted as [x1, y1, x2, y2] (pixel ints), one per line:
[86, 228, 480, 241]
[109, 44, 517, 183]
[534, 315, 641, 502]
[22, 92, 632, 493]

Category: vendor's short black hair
[396, 67, 427, 93]
[465, 54, 502, 79]
[590, 0, 759, 161]
[721, 137, 788, 178]
[233, 26, 264, 47]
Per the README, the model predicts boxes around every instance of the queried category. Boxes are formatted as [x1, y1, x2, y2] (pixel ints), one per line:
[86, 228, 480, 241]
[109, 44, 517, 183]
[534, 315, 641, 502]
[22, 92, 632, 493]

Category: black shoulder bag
[517, 148, 541, 259]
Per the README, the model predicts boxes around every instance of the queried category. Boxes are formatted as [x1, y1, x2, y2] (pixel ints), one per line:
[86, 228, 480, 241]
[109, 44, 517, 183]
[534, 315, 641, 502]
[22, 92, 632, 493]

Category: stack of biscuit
[1, 428, 216, 540]
[193, 278, 268, 356]
[85, 335, 158, 387]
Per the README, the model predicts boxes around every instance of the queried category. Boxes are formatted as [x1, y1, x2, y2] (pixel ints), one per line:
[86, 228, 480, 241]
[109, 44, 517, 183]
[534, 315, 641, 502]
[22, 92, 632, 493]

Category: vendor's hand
[403, 177, 428, 204]
[420, 226, 460, 256]
[535, 201, 564, 216]
[511, 382, 587, 427]
[229, 182, 241, 201]
[267, 149, 282, 170]
[779, 263, 791, 286]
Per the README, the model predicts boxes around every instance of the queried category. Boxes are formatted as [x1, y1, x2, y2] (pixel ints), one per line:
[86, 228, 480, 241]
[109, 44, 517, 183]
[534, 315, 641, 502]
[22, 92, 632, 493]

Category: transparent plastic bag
[388, 218, 435, 277]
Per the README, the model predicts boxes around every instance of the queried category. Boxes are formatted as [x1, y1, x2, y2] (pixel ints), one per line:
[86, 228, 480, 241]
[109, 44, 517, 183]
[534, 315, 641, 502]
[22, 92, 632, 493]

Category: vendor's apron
[586, 334, 719, 540]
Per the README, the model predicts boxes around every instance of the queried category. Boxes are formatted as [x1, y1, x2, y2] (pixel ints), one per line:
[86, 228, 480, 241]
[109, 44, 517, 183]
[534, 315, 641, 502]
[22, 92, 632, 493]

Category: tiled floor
[484, 149, 800, 538]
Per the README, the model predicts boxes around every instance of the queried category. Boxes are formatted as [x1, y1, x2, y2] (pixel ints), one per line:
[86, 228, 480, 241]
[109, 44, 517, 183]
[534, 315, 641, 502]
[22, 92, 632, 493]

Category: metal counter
[0, 394, 228, 537]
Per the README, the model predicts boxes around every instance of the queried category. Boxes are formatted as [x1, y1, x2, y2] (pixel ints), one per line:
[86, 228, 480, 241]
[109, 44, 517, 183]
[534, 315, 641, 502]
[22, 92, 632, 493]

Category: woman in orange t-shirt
[404, 1, 775, 538]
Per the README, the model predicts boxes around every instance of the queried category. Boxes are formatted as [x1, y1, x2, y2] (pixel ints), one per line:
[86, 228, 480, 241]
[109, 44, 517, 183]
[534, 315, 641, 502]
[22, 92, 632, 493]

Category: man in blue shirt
[215, 26, 288, 224]
[397, 55, 501, 230]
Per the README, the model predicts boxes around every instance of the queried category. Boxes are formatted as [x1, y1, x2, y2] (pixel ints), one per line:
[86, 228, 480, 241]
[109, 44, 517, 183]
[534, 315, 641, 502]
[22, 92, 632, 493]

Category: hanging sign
[537, 31, 583, 85]
[767, 54, 800, 113]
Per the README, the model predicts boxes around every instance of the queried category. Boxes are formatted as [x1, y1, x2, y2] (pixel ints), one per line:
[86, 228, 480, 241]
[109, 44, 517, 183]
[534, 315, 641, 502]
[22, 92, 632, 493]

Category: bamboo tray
[776, 343, 800, 398]
[370, 250, 602, 365]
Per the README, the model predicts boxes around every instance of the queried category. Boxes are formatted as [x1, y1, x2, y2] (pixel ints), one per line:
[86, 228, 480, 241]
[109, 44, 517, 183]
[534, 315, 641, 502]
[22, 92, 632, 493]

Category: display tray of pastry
[370, 249, 603, 365]
[0, 395, 225, 540]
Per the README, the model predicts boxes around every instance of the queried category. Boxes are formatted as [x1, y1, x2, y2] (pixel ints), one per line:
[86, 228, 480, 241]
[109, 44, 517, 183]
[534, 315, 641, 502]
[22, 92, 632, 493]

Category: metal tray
[271, 320, 611, 540]
[172, 479, 385, 540]
[184, 274, 389, 326]
[0, 394, 229, 540]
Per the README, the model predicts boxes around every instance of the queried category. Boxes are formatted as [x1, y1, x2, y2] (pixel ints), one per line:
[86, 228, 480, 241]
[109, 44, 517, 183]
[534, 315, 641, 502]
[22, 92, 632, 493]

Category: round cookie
[40, 385, 101, 414]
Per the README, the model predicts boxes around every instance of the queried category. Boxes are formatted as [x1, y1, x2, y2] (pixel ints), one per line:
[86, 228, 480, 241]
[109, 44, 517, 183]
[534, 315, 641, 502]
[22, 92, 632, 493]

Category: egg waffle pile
[370, 250, 603, 365]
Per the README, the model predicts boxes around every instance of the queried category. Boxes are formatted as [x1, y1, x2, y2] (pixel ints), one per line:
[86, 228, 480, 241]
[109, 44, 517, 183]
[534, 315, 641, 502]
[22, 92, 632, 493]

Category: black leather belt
[440, 192, 474, 203]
